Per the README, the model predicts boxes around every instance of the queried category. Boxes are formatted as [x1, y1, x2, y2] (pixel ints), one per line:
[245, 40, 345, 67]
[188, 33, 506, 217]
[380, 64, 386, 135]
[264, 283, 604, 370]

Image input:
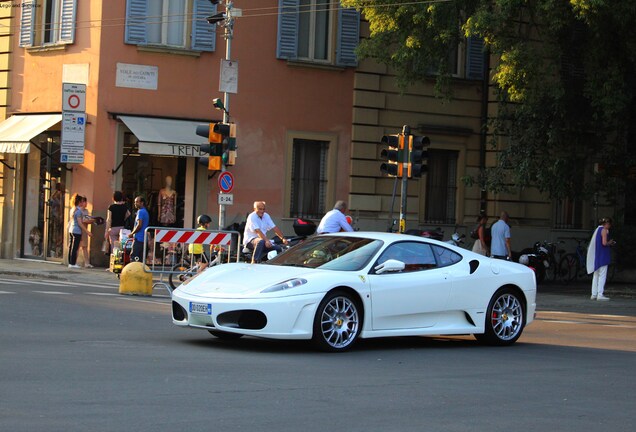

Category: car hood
[175, 263, 319, 298]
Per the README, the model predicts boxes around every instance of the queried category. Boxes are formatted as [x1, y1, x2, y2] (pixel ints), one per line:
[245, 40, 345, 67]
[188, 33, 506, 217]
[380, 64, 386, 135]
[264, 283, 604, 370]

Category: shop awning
[118, 115, 209, 157]
[0, 114, 62, 154]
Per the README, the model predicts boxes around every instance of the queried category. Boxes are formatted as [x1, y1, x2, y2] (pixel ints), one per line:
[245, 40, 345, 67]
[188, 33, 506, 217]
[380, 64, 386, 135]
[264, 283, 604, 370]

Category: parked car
[171, 232, 536, 352]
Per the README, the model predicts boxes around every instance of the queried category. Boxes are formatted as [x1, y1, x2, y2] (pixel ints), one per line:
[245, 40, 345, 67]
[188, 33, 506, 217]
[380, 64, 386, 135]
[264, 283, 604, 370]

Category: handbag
[470, 225, 480, 240]
[101, 239, 110, 255]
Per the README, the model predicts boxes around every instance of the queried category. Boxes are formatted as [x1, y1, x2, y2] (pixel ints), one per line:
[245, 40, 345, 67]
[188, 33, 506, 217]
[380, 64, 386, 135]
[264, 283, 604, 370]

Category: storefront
[113, 115, 212, 230]
[0, 113, 66, 261]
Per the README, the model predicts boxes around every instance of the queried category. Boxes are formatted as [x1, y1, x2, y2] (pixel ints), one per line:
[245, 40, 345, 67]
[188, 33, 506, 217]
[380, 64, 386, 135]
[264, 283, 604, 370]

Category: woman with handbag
[471, 213, 490, 256]
[104, 191, 131, 257]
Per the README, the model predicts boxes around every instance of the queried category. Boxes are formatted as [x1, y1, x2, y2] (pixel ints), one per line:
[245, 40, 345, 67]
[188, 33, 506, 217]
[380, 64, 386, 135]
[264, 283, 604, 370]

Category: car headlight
[261, 278, 307, 293]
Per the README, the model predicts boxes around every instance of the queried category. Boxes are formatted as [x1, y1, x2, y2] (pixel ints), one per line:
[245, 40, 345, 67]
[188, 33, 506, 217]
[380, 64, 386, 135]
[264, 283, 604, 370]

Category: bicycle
[558, 238, 589, 284]
[168, 246, 224, 290]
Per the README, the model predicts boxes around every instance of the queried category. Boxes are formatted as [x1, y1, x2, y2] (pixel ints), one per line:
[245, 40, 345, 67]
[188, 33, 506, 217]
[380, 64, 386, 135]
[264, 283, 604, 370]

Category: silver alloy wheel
[490, 293, 524, 341]
[319, 295, 360, 349]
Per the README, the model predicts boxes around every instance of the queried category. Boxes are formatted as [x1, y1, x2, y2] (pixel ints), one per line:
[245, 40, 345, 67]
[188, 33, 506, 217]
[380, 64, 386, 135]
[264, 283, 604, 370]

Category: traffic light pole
[399, 125, 410, 233]
[218, 0, 234, 230]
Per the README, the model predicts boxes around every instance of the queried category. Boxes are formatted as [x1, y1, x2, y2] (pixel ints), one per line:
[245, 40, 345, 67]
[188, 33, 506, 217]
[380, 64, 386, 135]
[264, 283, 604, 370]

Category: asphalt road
[1, 276, 635, 432]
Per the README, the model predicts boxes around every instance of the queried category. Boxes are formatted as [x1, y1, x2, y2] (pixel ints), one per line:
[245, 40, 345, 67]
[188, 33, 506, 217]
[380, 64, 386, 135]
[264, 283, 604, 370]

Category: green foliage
[342, 0, 636, 202]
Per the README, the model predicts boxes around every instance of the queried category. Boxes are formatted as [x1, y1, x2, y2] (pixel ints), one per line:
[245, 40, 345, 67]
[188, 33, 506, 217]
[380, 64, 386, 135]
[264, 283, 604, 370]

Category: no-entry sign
[62, 83, 86, 112]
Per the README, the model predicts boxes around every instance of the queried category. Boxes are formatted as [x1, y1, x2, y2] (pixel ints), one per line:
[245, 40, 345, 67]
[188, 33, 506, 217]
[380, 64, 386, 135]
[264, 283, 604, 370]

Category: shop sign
[138, 142, 207, 157]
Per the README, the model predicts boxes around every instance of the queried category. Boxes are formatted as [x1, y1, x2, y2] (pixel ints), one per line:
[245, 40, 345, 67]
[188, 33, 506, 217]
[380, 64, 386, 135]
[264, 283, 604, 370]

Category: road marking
[33, 291, 72, 295]
[0, 290, 15, 294]
[86, 292, 120, 296]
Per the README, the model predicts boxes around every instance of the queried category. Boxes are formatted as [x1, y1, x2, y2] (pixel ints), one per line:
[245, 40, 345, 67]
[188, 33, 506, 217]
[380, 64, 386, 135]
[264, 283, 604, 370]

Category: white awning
[119, 115, 209, 157]
[0, 114, 62, 154]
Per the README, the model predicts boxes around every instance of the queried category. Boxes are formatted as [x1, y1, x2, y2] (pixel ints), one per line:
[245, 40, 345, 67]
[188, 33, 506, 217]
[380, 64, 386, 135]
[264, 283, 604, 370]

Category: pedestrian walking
[471, 213, 490, 256]
[586, 217, 616, 301]
[490, 211, 511, 260]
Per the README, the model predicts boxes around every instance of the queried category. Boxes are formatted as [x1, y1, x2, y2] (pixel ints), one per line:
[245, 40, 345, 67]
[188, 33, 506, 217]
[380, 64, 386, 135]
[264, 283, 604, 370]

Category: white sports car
[171, 232, 536, 352]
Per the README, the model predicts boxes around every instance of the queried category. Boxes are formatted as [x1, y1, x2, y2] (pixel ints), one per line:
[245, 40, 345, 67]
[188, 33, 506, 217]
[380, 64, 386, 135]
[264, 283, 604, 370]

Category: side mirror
[374, 259, 406, 274]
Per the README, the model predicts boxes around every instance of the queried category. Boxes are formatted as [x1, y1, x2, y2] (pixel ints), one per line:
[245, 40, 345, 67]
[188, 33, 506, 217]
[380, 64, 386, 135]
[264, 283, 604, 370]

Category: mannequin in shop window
[158, 175, 177, 226]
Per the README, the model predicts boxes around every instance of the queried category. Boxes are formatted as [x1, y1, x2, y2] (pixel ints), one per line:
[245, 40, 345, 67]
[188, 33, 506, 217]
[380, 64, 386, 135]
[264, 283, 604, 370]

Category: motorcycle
[445, 226, 466, 247]
[512, 250, 546, 283]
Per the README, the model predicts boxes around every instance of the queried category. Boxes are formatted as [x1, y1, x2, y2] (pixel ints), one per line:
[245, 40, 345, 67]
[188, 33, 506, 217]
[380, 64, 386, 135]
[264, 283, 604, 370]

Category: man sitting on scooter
[243, 201, 288, 263]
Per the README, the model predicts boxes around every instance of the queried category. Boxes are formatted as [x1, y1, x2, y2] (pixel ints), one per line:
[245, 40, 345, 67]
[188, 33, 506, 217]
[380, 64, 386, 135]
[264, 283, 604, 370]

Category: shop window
[290, 138, 329, 219]
[277, 0, 359, 67]
[424, 149, 458, 225]
[19, 0, 77, 47]
[125, 0, 216, 52]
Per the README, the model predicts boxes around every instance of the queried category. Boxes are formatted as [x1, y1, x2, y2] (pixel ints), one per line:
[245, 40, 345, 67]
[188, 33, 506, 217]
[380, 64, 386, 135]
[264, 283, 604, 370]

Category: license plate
[189, 302, 212, 315]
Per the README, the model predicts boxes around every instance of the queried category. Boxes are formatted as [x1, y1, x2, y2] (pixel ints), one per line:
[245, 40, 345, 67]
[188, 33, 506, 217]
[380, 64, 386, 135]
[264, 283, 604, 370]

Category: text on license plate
[189, 302, 212, 315]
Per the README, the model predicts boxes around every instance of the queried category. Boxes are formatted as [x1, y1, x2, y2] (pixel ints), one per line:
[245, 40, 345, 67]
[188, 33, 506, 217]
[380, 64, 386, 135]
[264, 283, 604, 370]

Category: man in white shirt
[317, 201, 354, 234]
[243, 201, 288, 263]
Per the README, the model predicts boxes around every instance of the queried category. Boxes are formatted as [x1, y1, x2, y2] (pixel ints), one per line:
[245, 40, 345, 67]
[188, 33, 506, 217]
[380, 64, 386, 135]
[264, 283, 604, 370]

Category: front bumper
[171, 290, 324, 340]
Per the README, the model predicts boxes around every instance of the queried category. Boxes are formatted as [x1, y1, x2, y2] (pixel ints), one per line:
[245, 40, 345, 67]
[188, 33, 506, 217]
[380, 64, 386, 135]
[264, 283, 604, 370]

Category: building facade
[0, 0, 358, 264]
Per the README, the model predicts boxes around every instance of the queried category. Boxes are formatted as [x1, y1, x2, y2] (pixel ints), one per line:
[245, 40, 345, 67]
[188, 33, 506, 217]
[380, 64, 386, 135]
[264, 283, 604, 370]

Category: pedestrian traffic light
[380, 134, 405, 177]
[196, 123, 223, 171]
[408, 134, 430, 178]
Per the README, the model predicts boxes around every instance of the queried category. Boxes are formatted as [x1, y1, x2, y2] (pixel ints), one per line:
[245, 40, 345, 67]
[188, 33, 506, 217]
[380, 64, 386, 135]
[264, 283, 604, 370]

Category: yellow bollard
[119, 261, 153, 296]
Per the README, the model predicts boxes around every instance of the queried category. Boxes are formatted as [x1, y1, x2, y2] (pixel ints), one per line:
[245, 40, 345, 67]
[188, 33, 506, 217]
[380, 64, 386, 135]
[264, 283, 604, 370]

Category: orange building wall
[10, 0, 354, 224]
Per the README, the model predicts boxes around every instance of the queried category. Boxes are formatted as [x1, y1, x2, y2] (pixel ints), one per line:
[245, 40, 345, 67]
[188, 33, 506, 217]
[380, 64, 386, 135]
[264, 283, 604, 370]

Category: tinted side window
[376, 242, 437, 273]
[432, 245, 462, 267]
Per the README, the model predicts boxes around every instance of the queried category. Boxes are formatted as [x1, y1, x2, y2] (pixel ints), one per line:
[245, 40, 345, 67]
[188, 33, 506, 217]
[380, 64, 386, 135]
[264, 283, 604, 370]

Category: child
[188, 214, 212, 270]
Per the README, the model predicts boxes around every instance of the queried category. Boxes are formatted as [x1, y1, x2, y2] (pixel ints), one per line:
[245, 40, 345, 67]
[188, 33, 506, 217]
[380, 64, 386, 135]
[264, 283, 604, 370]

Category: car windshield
[268, 236, 383, 271]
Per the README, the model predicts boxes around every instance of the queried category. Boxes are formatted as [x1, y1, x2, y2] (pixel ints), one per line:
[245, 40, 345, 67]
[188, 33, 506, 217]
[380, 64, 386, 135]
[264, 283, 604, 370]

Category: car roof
[317, 231, 446, 245]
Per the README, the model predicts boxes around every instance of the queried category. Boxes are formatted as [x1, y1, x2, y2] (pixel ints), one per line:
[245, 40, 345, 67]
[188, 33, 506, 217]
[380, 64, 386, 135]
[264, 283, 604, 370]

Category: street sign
[62, 83, 86, 112]
[218, 171, 234, 193]
[218, 193, 234, 206]
[61, 112, 86, 164]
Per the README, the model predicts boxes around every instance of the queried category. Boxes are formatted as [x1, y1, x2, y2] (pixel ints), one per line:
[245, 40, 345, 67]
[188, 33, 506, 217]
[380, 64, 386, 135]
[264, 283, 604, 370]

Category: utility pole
[218, 0, 234, 230]
[399, 125, 410, 233]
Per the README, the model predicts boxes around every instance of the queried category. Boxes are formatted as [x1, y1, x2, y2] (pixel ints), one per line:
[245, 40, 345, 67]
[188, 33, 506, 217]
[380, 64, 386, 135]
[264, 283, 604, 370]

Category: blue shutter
[336, 7, 359, 67]
[276, 0, 299, 60]
[466, 37, 485, 80]
[125, 0, 148, 45]
[192, 0, 216, 52]
[59, 0, 77, 44]
[19, 0, 35, 47]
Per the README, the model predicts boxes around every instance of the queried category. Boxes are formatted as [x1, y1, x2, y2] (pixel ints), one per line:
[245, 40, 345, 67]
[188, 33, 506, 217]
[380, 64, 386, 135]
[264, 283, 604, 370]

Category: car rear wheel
[312, 291, 361, 352]
[208, 330, 244, 340]
[475, 288, 525, 346]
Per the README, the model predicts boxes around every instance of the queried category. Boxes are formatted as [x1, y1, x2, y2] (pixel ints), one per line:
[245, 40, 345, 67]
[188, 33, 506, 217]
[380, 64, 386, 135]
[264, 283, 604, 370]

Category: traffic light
[380, 134, 405, 177]
[196, 123, 224, 171]
[225, 123, 237, 166]
[408, 134, 430, 178]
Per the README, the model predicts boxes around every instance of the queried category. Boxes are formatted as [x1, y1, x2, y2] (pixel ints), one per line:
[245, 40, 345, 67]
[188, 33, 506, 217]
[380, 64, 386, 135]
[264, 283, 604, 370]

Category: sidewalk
[0, 258, 634, 315]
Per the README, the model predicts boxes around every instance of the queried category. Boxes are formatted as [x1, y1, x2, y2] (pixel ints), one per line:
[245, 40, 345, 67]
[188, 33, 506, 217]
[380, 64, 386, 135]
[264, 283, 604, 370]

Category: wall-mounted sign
[116, 63, 159, 90]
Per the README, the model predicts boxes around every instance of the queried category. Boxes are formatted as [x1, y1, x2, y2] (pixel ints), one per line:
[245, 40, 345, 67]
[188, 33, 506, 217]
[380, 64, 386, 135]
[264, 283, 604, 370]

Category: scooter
[446, 231, 466, 247]
[512, 250, 546, 283]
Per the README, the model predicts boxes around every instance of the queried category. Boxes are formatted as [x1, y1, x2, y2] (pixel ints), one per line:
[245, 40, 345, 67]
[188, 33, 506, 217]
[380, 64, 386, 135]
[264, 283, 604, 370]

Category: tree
[341, 0, 636, 203]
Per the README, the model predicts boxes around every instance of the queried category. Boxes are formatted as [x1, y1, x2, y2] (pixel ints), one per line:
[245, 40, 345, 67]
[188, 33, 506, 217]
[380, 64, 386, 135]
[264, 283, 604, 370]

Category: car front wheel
[312, 291, 361, 352]
[475, 288, 525, 346]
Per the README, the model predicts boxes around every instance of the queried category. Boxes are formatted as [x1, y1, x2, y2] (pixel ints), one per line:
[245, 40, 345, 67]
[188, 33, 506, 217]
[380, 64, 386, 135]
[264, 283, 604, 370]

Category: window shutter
[59, 0, 77, 44]
[192, 0, 217, 52]
[276, 0, 299, 60]
[465, 36, 485, 80]
[19, 0, 35, 47]
[336, 8, 359, 67]
[125, 0, 148, 45]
